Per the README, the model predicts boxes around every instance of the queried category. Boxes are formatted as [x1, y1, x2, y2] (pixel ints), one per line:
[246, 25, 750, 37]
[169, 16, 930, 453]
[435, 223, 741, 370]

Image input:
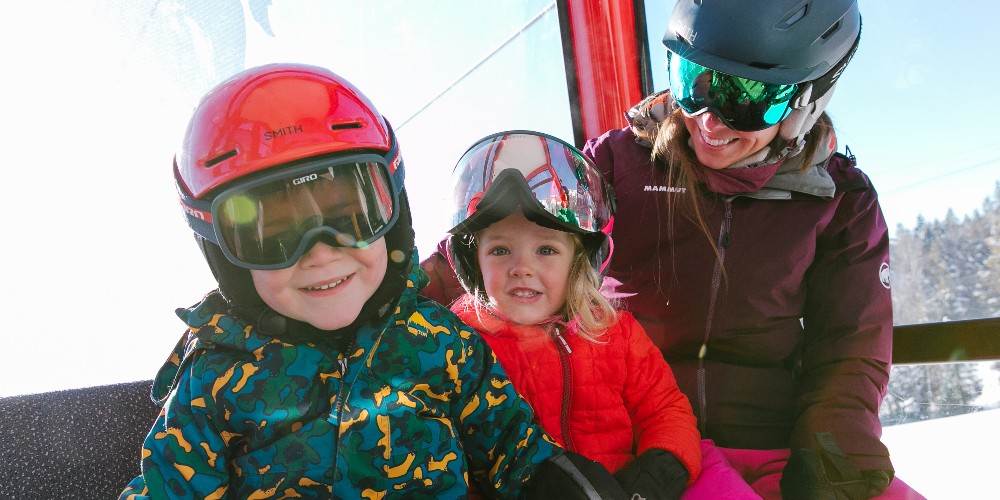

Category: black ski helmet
[663, 0, 861, 143]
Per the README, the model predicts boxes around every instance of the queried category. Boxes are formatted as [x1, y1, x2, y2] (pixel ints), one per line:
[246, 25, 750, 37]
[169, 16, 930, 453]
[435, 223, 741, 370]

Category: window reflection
[0, 0, 571, 397]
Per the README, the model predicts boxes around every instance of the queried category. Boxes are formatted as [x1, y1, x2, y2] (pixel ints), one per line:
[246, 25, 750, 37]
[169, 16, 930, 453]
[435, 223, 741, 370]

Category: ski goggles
[182, 152, 400, 270]
[667, 52, 800, 131]
[447, 130, 614, 237]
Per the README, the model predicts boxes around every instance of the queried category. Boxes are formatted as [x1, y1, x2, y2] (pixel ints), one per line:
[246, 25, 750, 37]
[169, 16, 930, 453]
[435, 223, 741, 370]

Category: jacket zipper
[551, 325, 576, 451]
[697, 198, 732, 436]
[329, 337, 358, 496]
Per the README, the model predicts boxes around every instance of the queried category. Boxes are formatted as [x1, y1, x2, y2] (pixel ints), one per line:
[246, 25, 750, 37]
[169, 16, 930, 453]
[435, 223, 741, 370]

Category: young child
[120, 64, 628, 500]
[439, 131, 758, 499]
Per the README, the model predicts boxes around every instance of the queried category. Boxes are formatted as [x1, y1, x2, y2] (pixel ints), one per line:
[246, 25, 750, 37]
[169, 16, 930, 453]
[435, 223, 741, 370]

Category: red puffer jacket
[453, 297, 702, 483]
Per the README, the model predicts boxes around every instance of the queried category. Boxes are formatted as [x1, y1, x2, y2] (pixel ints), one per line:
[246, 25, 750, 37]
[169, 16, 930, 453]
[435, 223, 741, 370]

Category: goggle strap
[790, 83, 813, 110]
[179, 195, 219, 245]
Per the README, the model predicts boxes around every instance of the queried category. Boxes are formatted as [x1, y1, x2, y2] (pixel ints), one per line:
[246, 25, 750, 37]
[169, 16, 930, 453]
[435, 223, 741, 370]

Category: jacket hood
[151, 253, 427, 405]
[627, 90, 836, 199]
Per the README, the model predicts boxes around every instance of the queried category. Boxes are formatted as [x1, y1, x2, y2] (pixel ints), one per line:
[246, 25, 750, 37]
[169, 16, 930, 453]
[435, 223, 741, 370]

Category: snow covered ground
[881, 407, 1000, 499]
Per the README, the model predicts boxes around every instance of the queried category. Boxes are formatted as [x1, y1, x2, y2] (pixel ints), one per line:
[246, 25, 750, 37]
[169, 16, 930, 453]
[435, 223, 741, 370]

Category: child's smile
[252, 239, 387, 330]
[301, 274, 352, 293]
[508, 287, 542, 298]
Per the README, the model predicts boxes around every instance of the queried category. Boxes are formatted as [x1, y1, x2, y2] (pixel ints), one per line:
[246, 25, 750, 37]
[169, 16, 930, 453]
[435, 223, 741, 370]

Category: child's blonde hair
[562, 233, 619, 342]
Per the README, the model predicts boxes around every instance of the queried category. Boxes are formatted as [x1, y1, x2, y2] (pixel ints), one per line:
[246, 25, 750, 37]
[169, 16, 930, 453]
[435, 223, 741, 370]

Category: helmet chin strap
[780, 82, 838, 148]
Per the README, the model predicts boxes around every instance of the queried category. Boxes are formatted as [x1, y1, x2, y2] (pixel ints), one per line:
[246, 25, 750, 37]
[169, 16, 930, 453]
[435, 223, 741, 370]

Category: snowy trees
[881, 182, 1000, 424]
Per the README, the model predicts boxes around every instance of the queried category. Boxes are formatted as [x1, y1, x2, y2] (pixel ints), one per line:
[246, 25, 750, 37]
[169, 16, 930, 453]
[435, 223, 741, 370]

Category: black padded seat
[0, 380, 158, 500]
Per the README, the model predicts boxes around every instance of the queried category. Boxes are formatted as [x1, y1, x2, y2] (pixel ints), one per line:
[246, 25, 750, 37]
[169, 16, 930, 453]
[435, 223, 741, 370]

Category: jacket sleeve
[795, 165, 893, 474]
[618, 313, 702, 485]
[419, 238, 465, 307]
[449, 322, 563, 497]
[121, 351, 233, 499]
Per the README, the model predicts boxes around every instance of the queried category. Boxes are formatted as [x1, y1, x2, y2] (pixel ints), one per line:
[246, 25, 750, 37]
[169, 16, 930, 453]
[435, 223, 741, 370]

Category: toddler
[437, 131, 758, 499]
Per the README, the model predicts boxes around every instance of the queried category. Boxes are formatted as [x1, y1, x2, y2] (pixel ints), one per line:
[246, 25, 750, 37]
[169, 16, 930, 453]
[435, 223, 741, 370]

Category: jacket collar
[176, 252, 429, 355]
[627, 91, 837, 199]
[453, 295, 569, 338]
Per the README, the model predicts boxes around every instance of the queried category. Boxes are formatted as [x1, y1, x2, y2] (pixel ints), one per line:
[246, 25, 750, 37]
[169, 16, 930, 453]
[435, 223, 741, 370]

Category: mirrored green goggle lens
[668, 53, 798, 131]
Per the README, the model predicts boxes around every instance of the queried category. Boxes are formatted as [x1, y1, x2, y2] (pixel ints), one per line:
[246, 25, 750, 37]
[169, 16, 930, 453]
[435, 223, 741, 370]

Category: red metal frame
[562, 0, 646, 140]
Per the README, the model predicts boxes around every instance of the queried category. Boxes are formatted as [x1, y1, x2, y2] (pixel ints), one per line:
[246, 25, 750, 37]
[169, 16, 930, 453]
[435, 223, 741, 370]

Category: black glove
[527, 451, 629, 500]
[613, 449, 688, 500]
[780, 432, 893, 500]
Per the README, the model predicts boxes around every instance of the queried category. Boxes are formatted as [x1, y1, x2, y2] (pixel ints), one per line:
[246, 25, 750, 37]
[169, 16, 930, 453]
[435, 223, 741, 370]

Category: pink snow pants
[681, 440, 926, 500]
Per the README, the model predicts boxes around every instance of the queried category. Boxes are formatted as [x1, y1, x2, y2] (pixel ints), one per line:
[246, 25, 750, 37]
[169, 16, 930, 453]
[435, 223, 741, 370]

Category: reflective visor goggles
[667, 52, 799, 131]
[448, 131, 614, 236]
[182, 152, 400, 270]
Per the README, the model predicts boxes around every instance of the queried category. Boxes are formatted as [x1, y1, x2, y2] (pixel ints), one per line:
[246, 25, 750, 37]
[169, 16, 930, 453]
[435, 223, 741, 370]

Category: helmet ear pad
[196, 235, 267, 310]
[580, 231, 612, 276]
[384, 187, 415, 269]
[779, 82, 837, 146]
[446, 233, 485, 299]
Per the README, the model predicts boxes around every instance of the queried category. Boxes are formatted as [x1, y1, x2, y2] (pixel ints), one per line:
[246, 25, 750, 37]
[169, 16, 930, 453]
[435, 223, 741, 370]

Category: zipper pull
[338, 357, 348, 376]
[552, 326, 572, 354]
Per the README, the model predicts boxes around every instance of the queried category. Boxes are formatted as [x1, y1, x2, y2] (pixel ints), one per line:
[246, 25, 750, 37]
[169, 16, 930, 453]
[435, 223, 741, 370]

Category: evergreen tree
[881, 363, 984, 424]
[982, 183, 1000, 316]
[891, 223, 929, 324]
[884, 181, 1000, 424]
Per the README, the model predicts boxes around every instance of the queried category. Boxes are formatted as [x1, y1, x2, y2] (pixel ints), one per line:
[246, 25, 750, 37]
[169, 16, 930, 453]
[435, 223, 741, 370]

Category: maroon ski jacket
[420, 126, 894, 474]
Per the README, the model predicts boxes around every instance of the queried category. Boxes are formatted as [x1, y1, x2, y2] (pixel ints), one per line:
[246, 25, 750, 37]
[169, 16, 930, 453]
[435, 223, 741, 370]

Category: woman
[580, 1, 922, 498]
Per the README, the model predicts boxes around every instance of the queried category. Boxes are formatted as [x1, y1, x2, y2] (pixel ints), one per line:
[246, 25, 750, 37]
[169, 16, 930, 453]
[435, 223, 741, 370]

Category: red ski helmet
[175, 63, 406, 271]
[176, 62, 397, 198]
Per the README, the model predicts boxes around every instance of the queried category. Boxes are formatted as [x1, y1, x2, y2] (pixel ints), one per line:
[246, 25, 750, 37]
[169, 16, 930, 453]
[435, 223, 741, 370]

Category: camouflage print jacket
[121, 264, 560, 499]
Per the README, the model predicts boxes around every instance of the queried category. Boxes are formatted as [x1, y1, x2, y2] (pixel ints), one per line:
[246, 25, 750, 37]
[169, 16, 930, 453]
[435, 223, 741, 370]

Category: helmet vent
[330, 122, 363, 130]
[204, 149, 238, 168]
[820, 21, 843, 40]
[776, 3, 808, 29]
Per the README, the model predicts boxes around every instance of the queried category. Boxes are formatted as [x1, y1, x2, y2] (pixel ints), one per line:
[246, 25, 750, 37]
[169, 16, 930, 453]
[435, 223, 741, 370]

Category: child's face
[251, 238, 387, 330]
[476, 210, 574, 325]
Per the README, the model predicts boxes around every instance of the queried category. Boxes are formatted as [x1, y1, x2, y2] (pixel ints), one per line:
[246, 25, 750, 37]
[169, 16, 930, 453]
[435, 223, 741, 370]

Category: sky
[0, 0, 997, 400]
